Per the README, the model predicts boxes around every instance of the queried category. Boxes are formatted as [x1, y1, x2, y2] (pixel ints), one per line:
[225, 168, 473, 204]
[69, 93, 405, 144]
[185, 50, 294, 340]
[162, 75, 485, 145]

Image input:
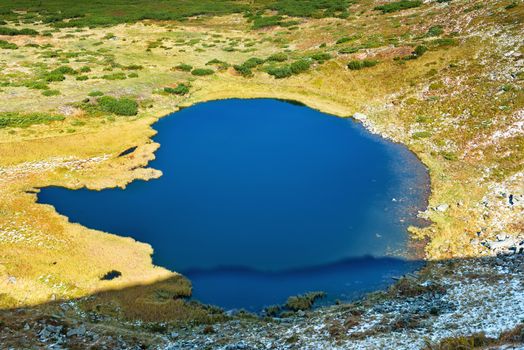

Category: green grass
[0, 112, 64, 128]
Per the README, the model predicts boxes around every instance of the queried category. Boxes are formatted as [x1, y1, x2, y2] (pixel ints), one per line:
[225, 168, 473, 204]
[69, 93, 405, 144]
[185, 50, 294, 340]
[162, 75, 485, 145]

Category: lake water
[38, 99, 428, 311]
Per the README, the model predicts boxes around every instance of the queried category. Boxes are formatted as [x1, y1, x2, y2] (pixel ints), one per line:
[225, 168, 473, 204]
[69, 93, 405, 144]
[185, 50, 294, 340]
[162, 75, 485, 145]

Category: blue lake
[38, 99, 429, 311]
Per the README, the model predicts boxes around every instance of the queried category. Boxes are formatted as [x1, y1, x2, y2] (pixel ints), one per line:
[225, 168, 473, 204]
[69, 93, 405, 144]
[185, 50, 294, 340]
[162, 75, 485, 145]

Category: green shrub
[25, 81, 49, 90]
[97, 96, 138, 116]
[336, 37, 351, 44]
[290, 59, 311, 74]
[426, 25, 444, 37]
[413, 45, 428, 57]
[175, 64, 193, 72]
[310, 53, 331, 62]
[339, 46, 360, 54]
[43, 72, 65, 82]
[79, 66, 91, 73]
[441, 151, 458, 161]
[0, 112, 64, 128]
[101, 72, 127, 80]
[42, 89, 60, 96]
[285, 292, 326, 311]
[164, 83, 190, 95]
[191, 68, 214, 76]
[266, 65, 293, 78]
[374, 0, 423, 13]
[76, 75, 89, 81]
[411, 131, 431, 139]
[51, 65, 77, 75]
[243, 57, 265, 68]
[234, 64, 253, 77]
[251, 15, 284, 29]
[429, 38, 457, 47]
[347, 59, 379, 70]
[206, 58, 224, 65]
[0, 40, 18, 50]
[267, 52, 288, 62]
[267, 0, 350, 18]
[0, 26, 39, 36]
[123, 64, 143, 70]
[264, 305, 281, 317]
[205, 59, 229, 69]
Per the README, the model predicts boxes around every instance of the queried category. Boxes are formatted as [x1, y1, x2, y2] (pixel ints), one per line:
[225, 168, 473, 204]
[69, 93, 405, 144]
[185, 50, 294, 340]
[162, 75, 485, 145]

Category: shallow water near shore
[38, 99, 429, 311]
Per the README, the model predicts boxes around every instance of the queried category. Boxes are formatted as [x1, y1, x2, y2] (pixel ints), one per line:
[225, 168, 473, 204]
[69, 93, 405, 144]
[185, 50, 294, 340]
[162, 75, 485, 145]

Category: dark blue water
[38, 99, 428, 311]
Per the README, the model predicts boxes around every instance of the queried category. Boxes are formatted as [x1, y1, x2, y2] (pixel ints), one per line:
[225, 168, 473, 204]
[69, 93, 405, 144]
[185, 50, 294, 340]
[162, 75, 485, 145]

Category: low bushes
[42, 89, 60, 96]
[234, 57, 265, 77]
[51, 65, 77, 75]
[164, 83, 190, 95]
[310, 52, 331, 62]
[191, 68, 214, 76]
[123, 64, 143, 70]
[25, 81, 49, 90]
[336, 37, 352, 44]
[374, 0, 423, 13]
[267, 52, 288, 62]
[347, 59, 379, 70]
[413, 45, 428, 57]
[101, 72, 127, 80]
[234, 64, 253, 77]
[0, 112, 64, 128]
[97, 96, 138, 116]
[426, 25, 444, 37]
[339, 46, 360, 54]
[43, 72, 65, 82]
[0, 26, 39, 36]
[285, 291, 326, 311]
[0, 40, 18, 50]
[243, 57, 265, 68]
[251, 15, 283, 29]
[267, 58, 312, 78]
[290, 59, 310, 74]
[266, 65, 293, 79]
[411, 131, 431, 139]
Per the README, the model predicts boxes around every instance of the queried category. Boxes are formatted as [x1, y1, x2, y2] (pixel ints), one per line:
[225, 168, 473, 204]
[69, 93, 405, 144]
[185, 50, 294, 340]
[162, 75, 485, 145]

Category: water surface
[38, 99, 428, 310]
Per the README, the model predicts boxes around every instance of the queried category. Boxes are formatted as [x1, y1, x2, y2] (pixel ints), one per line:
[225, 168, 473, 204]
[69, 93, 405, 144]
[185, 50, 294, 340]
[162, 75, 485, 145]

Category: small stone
[66, 325, 86, 337]
[435, 204, 449, 212]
